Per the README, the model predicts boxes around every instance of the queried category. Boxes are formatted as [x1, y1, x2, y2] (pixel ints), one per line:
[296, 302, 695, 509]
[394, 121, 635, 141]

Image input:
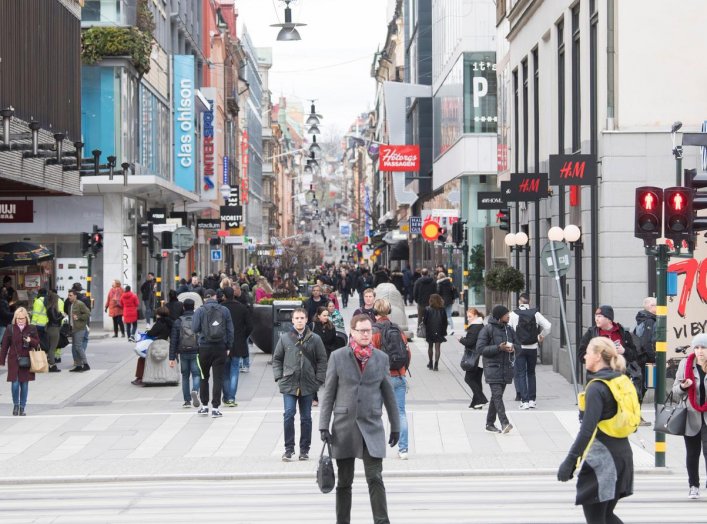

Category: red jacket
[0, 324, 39, 382]
[120, 291, 140, 323]
[105, 286, 124, 317]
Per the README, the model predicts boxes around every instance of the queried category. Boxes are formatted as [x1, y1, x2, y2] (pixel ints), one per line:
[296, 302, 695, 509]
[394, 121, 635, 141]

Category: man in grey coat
[319, 314, 400, 524]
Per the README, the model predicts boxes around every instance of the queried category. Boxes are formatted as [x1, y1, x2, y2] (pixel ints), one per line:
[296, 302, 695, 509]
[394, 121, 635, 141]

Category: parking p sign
[210, 249, 222, 262]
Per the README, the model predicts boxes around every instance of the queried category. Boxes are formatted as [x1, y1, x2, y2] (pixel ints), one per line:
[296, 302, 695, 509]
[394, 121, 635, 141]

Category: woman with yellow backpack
[558, 336, 638, 524]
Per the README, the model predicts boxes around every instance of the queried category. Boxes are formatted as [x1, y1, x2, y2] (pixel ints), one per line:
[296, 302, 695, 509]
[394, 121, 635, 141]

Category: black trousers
[464, 368, 488, 406]
[336, 446, 389, 524]
[486, 383, 509, 426]
[684, 420, 707, 487]
[198, 348, 226, 409]
[112, 315, 125, 336]
[582, 499, 623, 524]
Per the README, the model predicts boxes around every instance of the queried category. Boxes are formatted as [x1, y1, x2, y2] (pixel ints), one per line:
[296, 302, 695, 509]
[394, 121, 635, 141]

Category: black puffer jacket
[423, 306, 448, 343]
[476, 316, 520, 384]
[413, 276, 436, 307]
[436, 277, 455, 307]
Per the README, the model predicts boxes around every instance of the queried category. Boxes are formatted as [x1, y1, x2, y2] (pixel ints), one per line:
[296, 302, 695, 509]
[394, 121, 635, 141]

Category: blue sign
[339, 223, 351, 236]
[210, 249, 222, 262]
[409, 216, 422, 234]
[173, 55, 195, 192]
[223, 155, 229, 186]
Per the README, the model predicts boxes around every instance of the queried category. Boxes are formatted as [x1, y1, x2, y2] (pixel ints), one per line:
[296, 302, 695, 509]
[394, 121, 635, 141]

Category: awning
[389, 240, 409, 261]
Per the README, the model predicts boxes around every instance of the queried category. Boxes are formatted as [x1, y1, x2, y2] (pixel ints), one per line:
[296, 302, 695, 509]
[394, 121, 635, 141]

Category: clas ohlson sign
[173, 55, 195, 192]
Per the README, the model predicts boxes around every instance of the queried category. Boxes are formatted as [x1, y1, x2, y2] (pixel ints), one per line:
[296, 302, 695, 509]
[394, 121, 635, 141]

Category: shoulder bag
[316, 440, 335, 494]
[654, 391, 688, 436]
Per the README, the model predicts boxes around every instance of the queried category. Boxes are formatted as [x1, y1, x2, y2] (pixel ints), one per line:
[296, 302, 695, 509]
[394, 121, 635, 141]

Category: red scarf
[684, 353, 707, 412]
[350, 341, 373, 371]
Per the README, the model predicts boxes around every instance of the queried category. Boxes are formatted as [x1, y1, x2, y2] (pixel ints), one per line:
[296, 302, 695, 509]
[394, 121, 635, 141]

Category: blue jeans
[180, 353, 200, 402]
[223, 356, 243, 402]
[444, 304, 453, 327]
[11, 380, 28, 407]
[283, 393, 313, 453]
[72, 329, 87, 366]
[0, 325, 5, 343]
[514, 347, 537, 402]
[388, 375, 408, 452]
[126, 322, 138, 339]
[240, 354, 250, 370]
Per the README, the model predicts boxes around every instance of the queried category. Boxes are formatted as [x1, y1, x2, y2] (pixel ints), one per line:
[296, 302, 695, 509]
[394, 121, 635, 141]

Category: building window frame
[571, 3, 581, 153]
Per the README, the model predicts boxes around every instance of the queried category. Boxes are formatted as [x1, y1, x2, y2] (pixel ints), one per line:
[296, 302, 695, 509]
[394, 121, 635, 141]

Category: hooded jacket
[634, 310, 656, 363]
[476, 316, 520, 384]
[272, 327, 327, 396]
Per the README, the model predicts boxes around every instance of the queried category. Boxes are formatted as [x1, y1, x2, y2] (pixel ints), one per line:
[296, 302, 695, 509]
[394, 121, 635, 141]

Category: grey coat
[672, 357, 707, 437]
[318, 346, 400, 460]
[272, 328, 327, 397]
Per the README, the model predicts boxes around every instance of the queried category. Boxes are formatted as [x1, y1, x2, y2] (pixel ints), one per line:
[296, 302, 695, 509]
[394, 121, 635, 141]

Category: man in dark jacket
[192, 289, 234, 418]
[356, 269, 374, 307]
[413, 268, 437, 326]
[140, 273, 156, 327]
[476, 305, 520, 434]
[169, 299, 200, 408]
[634, 297, 657, 364]
[0, 287, 13, 341]
[402, 265, 413, 305]
[273, 307, 327, 462]
[578, 305, 637, 366]
[221, 287, 252, 407]
[304, 285, 325, 323]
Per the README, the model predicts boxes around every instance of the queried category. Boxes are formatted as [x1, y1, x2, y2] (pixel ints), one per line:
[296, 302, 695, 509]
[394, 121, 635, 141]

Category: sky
[235, 0, 391, 139]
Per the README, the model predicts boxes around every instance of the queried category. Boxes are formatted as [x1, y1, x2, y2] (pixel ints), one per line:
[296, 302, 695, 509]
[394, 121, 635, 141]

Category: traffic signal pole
[653, 244, 669, 467]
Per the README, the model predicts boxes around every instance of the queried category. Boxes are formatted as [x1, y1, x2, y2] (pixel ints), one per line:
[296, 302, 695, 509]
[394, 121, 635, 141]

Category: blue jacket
[191, 299, 234, 349]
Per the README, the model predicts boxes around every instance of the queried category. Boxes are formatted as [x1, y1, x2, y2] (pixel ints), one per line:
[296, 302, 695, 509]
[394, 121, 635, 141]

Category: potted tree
[484, 263, 525, 311]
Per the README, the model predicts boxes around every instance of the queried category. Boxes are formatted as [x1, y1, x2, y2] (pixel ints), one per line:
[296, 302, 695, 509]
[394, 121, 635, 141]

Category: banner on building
[223, 155, 229, 187]
[173, 55, 195, 192]
[0, 201, 33, 223]
[379, 145, 420, 171]
[226, 187, 241, 228]
[549, 154, 598, 186]
[503, 174, 548, 202]
[668, 239, 707, 356]
[477, 192, 504, 210]
[220, 205, 243, 225]
[196, 218, 220, 230]
[241, 131, 249, 204]
[200, 87, 217, 201]
[147, 208, 167, 224]
[467, 52, 498, 134]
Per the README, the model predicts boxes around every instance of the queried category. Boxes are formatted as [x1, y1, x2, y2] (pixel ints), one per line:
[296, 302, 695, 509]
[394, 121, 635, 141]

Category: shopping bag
[29, 348, 49, 373]
[134, 333, 154, 358]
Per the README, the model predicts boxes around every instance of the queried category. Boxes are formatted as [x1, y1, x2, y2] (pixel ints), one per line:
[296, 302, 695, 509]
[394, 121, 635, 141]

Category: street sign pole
[653, 243, 668, 467]
[549, 241, 580, 399]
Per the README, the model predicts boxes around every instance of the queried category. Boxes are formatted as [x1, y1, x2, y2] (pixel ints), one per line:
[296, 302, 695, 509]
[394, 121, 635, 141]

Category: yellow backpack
[577, 374, 640, 438]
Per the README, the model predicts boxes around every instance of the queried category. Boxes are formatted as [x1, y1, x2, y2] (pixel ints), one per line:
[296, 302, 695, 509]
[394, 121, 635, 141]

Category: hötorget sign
[379, 145, 420, 172]
[540, 241, 571, 277]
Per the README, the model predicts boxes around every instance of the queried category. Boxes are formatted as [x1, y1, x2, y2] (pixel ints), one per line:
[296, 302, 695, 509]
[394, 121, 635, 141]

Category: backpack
[514, 308, 539, 345]
[374, 321, 409, 371]
[202, 305, 227, 344]
[577, 374, 640, 439]
[178, 313, 197, 352]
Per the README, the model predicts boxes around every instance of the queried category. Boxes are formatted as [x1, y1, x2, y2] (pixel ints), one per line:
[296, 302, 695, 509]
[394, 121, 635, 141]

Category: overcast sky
[235, 0, 391, 139]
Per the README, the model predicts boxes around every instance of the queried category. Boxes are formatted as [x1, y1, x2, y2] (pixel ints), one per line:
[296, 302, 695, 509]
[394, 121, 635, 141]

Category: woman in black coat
[557, 337, 633, 523]
[166, 290, 184, 321]
[423, 294, 448, 371]
[459, 307, 488, 409]
[476, 305, 520, 433]
[310, 306, 337, 406]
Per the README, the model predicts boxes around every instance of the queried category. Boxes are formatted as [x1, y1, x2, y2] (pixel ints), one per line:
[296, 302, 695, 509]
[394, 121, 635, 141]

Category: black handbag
[460, 349, 479, 371]
[316, 441, 335, 494]
[17, 355, 30, 369]
[654, 392, 688, 436]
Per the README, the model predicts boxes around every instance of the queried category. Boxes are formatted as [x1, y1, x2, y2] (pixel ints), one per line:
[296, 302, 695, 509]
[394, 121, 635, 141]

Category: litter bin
[272, 299, 304, 350]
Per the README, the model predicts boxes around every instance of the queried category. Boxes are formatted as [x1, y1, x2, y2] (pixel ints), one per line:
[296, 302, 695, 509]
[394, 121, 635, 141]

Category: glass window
[81, 66, 119, 159]
[433, 55, 463, 158]
[139, 84, 170, 178]
[82, 0, 123, 24]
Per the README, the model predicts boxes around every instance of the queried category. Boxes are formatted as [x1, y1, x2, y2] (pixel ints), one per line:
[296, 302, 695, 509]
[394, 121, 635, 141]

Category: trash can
[272, 299, 304, 350]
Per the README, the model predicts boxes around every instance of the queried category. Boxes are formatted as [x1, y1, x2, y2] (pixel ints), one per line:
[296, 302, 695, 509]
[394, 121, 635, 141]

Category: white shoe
[528, 400, 537, 409]
[519, 402, 530, 410]
[689, 486, 700, 499]
[398, 451, 408, 460]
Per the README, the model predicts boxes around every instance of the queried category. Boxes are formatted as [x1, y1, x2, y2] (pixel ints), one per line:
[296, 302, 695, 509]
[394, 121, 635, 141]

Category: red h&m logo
[519, 178, 540, 192]
[559, 160, 586, 180]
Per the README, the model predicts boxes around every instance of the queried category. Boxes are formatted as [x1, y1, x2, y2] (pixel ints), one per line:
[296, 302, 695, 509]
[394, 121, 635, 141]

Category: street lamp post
[505, 231, 529, 304]
[547, 226, 580, 399]
[563, 224, 583, 381]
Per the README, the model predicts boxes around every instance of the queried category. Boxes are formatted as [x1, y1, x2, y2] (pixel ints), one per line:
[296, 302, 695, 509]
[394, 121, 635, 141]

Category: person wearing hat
[672, 333, 707, 499]
[475, 305, 521, 434]
[169, 298, 201, 408]
[578, 306, 640, 410]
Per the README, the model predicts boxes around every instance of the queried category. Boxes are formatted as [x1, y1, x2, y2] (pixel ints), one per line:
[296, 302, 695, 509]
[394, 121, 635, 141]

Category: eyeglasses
[16, 317, 27, 320]
[354, 329, 372, 334]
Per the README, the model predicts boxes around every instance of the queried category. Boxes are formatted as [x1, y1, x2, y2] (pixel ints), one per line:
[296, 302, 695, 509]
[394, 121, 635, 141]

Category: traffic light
[90, 227, 104, 255]
[438, 227, 447, 243]
[498, 208, 511, 231]
[685, 169, 707, 235]
[634, 186, 663, 243]
[80, 232, 91, 256]
[452, 220, 462, 245]
[139, 222, 155, 253]
[209, 237, 221, 246]
[161, 231, 173, 250]
[663, 187, 692, 242]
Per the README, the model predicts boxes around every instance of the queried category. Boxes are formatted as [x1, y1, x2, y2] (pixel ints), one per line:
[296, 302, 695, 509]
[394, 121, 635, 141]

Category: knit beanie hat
[692, 333, 707, 348]
[595, 305, 614, 321]
[492, 305, 510, 320]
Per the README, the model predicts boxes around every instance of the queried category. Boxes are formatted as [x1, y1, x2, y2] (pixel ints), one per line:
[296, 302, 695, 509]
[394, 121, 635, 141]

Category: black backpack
[514, 308, 539, 345]
[178, 313, 197, 352]
[202, 305, 227, 344]
[374, 321, 409, 371]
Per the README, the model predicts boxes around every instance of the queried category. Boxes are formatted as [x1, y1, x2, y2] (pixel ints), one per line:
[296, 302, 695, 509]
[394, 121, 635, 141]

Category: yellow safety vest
[31, 296, 48, 326]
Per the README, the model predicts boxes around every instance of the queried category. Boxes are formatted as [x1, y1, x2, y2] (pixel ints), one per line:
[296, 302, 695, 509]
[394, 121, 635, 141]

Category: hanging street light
[271, 0, 306, 41]
[306, 100, 322, 125]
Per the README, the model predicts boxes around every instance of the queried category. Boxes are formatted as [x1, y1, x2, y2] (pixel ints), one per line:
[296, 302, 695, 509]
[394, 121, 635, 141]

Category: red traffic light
[640, 191, 657, 211]
[667, 191, 686, 213]
[635, 187, 663, 243]
[664, 186, 693, 240]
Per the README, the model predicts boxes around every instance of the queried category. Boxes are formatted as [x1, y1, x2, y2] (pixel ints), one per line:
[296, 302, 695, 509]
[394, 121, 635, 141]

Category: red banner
[0, 201, 33, 223]
[379, 145, 420, 172]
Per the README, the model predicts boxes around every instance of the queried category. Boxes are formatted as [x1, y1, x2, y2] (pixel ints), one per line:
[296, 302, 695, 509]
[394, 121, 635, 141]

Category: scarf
[350, 340, 373, 370]
[291, 326, 307, 344]
[685, 353, 707, 412]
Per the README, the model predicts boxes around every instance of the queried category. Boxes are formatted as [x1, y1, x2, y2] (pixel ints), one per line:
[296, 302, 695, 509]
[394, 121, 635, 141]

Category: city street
[0, 303, 699, 522]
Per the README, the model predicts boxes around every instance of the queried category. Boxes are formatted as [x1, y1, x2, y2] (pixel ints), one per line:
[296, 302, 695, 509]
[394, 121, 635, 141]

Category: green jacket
[69, 299, 91, 332]
[272, 328, 327, 397]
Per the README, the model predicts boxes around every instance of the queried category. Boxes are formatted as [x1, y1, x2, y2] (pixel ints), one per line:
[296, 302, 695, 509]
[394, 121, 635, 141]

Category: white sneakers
[519, 402, 530, 410]
[528, 400, 537, 409]
[689, 486, 700, 499]
[398, 451, 408, 460]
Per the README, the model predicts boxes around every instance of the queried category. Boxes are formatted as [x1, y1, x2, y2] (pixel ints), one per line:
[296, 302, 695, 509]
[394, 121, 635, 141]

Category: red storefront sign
[0, 201, 33, 223]
[379, 145, 420, 172]
[240, 131, 249, 204]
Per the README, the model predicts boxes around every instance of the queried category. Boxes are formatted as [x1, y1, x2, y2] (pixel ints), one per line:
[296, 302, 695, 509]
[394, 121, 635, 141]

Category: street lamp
[671, 121, 683, 186]
[306, 100, 322, 125]
[271, 0, 306, 41]
[504, 231, 529, 252]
